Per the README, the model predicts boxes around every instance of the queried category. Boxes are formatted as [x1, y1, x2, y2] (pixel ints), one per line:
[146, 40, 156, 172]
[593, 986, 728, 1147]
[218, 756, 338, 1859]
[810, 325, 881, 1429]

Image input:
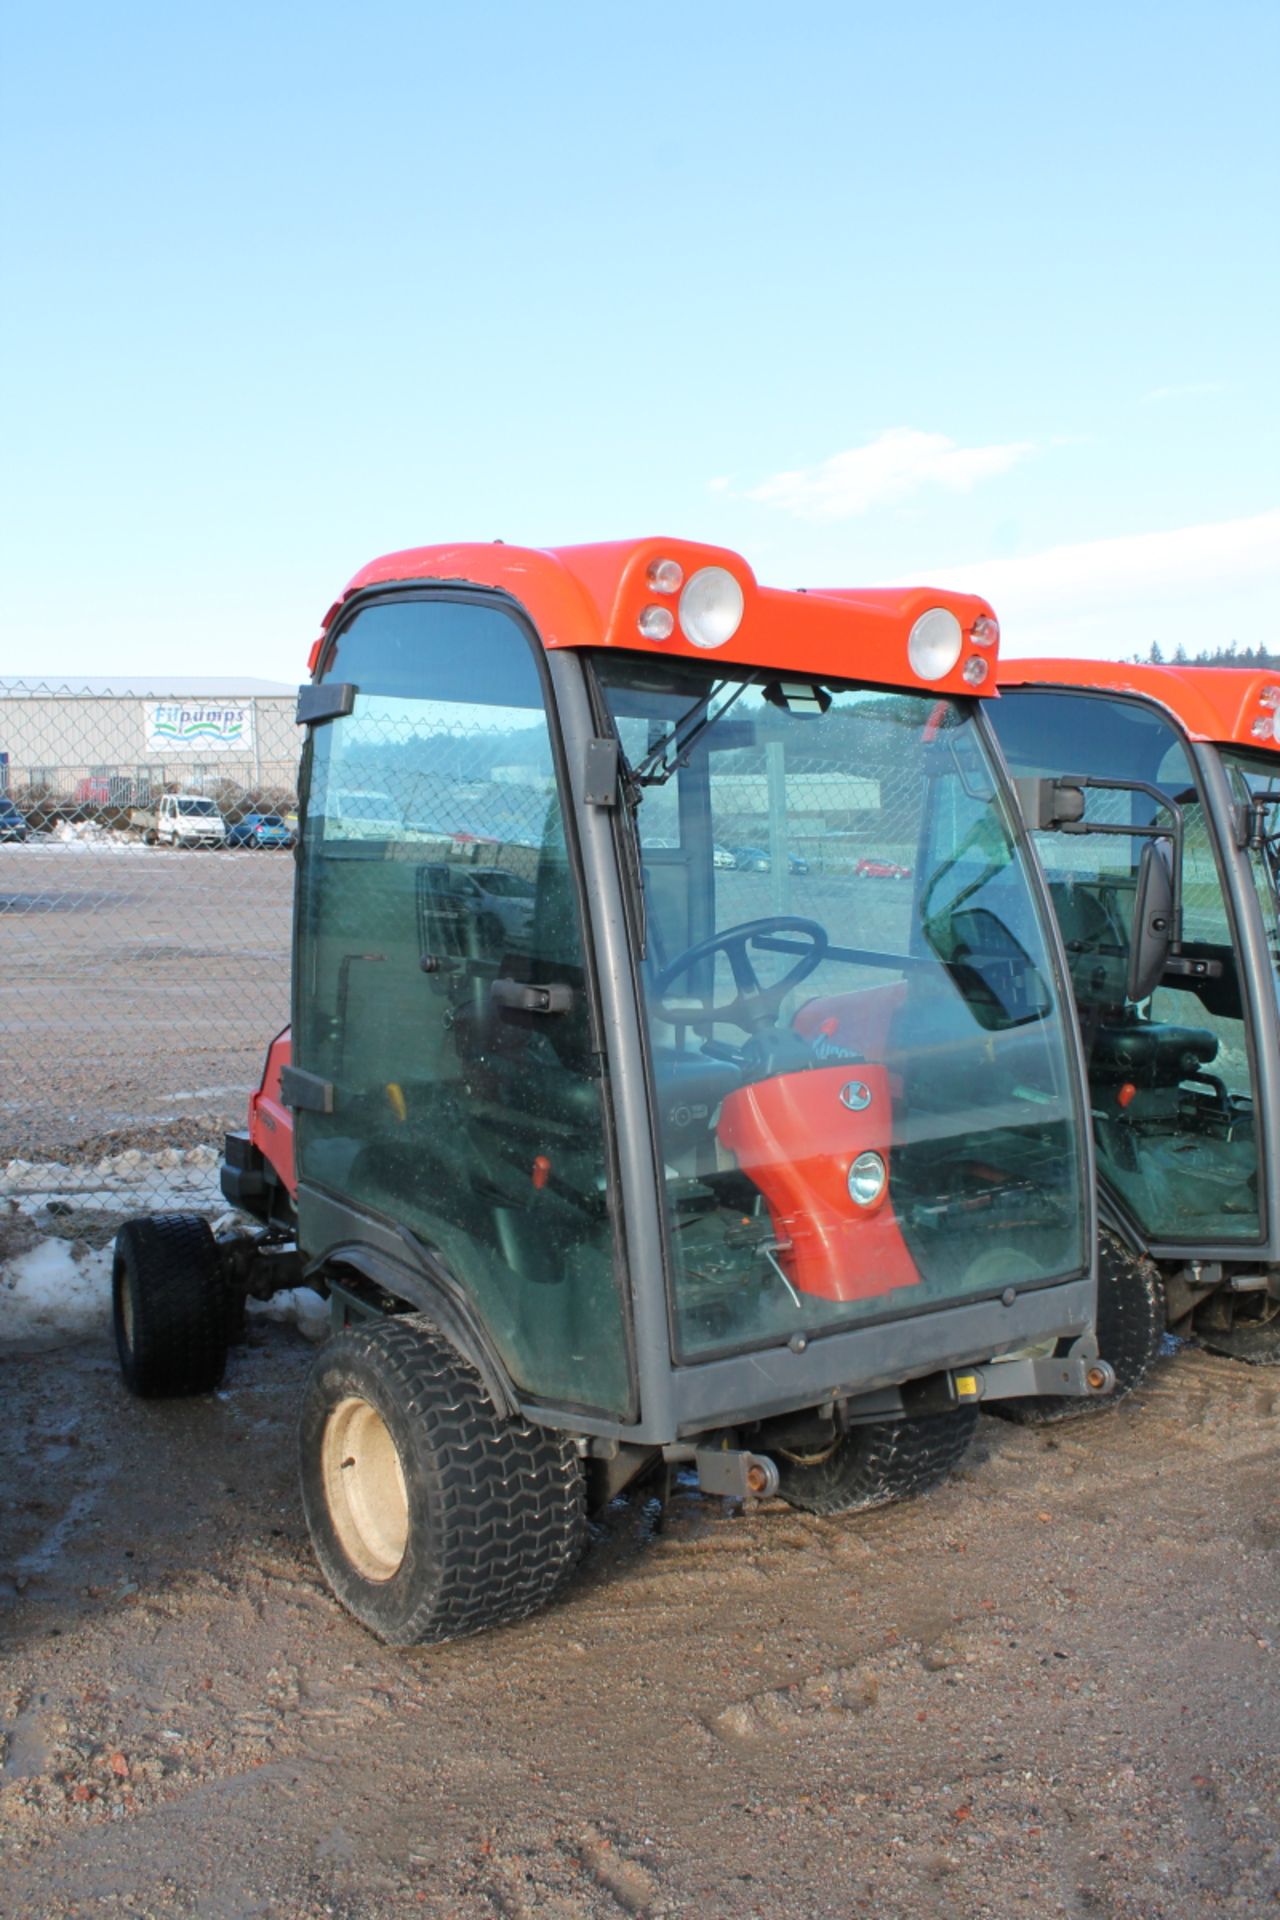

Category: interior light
[679, 567, 745, 650]
[647, 558, 684, 594]
[907, 607, 964, 681]
[847, 1150, 887, 1208]
[638, 605, 675, 641]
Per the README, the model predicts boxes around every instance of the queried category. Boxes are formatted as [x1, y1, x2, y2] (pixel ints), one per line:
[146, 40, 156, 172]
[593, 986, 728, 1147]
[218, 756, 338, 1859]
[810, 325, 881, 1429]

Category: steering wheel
[654, 916, 829, 1034]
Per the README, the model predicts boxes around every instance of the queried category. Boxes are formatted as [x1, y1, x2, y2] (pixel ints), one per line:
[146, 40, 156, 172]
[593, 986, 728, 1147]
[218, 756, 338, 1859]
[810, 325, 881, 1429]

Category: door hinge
[583, 737, 620, 807]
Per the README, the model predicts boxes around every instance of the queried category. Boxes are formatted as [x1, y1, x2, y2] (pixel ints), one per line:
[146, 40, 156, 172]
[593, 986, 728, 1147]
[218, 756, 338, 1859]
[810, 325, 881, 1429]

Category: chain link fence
[1, 681, 301, 1226]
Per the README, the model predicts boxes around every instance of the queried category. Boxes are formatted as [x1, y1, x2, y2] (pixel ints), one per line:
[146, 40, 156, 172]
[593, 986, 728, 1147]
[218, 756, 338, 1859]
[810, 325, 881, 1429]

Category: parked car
[418, 864, 536, 951]
[0, 797, 29, 841]
[730, 844, 810, 874]
[712, 843, 736, 868]
[227, 812, 294, 850]
[854, 856, 912, 880]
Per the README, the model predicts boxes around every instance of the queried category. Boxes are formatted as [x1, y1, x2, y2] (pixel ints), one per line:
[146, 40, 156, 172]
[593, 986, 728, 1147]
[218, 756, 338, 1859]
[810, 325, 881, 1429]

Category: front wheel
[774, 1407, 979, 1515]
[299, 1317, 586, 1644]
[113, 1214, 230, 1396]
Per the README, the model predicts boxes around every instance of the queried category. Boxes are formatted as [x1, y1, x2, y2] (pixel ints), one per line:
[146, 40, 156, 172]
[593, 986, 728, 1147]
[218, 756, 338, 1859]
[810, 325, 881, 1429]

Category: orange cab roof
[313, 538, 1000, 699]
[998, 657, 1280, 754]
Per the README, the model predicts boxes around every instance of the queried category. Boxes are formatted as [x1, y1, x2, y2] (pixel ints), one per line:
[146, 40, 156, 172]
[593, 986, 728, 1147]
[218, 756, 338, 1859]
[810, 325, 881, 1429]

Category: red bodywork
[249, 1029, 296, 1196]
[310, 537, 1001, 701]
[998, 657, 1280, 753]
[717, 1064, 918, 1302]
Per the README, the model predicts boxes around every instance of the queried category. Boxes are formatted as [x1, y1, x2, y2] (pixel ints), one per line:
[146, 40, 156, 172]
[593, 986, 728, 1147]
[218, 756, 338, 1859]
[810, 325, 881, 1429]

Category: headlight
[679, 566, 745, 650]
[847, 1150, 887, 1207]
[907, 607, 963, 681]
[962, 655, 989, 686]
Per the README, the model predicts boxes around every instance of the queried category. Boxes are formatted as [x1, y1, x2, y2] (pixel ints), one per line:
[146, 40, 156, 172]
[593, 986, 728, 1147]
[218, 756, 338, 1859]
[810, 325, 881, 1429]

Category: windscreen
[595, 657, 1087, 1360]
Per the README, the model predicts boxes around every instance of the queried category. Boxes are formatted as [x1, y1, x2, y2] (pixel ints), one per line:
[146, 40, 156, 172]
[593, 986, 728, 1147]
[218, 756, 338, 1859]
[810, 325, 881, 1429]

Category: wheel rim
[117, 1270, 135, 1353]
[321, 1396, 410, 1582]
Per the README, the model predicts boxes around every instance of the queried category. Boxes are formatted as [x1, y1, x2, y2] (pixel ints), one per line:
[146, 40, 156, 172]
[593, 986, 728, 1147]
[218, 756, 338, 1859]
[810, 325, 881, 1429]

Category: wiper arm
[627, 676, 756, 789]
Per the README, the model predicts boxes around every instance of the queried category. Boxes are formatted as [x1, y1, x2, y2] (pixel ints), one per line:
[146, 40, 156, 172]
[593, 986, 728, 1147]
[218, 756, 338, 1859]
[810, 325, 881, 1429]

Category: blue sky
[3, 1, 1276, 680]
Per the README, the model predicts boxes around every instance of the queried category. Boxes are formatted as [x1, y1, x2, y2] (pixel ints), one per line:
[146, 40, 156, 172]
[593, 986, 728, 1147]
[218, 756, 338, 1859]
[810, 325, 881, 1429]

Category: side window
[995, 689, 1261, 1242]
[294, 596, 631, 1416]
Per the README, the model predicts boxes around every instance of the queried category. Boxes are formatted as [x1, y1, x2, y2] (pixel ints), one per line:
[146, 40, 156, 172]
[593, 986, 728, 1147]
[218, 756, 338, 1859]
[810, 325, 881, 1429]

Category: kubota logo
[839, 1081, 872, 1111]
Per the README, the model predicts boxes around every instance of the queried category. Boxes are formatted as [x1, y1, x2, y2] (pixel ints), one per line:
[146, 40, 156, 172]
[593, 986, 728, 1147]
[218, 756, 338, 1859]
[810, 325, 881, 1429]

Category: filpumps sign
[145, 702, 255, 753]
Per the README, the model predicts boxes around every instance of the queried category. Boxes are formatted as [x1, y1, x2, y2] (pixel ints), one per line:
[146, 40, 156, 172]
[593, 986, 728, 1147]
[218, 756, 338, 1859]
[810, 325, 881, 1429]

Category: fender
[306, 1239, 519, 1418]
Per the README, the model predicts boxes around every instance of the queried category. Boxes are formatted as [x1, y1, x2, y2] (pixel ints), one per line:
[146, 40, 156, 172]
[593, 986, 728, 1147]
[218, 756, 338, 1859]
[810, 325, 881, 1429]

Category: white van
[152, 793, 226, 847]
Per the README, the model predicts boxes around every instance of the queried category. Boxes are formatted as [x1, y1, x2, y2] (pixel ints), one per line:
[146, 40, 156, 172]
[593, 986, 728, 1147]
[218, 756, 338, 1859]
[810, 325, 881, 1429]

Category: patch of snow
[0, 1238, 113, 1350]
[161, 1087, 242, 1103]
[2, 1145, 222, 1213]
[0, 1229, 329, 1353]
[48, 821, 139, 852]
[247, 1287, 330, 1343]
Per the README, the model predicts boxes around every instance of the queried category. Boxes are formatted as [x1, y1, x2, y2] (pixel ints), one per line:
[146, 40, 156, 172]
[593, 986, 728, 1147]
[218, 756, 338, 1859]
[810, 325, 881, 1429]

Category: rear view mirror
[1127, 840, 1175, 1003]
[1013, 777, 1087, 831]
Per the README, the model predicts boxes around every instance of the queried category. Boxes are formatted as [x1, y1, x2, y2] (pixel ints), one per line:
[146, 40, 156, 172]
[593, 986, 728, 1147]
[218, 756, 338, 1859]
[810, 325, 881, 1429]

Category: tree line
[1124, 642, 1280, 667]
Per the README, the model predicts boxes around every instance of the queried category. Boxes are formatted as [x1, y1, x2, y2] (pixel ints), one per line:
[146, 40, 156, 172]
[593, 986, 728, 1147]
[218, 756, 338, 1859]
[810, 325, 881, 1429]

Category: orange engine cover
[248, 1028, 297, 1196]
[716, 1064, 920, 1302]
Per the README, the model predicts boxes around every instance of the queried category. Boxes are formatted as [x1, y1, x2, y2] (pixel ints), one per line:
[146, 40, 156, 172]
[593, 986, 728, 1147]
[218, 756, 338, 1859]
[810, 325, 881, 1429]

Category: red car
[854, 856, 912, 880]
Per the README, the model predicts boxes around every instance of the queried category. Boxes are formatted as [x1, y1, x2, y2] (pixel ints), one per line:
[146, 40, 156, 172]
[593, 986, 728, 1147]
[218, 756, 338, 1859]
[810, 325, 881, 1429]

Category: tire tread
[300, 1316, 585, 1645]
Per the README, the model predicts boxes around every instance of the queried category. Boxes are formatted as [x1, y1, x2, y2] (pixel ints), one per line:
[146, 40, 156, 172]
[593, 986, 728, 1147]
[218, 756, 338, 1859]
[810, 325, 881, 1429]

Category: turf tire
[1192, 1300, 1280, 1365]
[993, 1231, 1166, 1425]
[113, 1213, 229, 1397]
[774, 1406, 979, 1516]
[299, 1316, 586, 1645]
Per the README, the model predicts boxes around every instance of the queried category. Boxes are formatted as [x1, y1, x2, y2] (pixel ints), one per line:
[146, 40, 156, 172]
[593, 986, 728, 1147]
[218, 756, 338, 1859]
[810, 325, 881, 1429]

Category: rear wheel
[994, 1231, 1166, 1425]
[113, 1214, 229, 1396]
[299, 1316, 586, 1644]
[774, 1407, 978, 1516]
[1192, 1295, 1280, 1365]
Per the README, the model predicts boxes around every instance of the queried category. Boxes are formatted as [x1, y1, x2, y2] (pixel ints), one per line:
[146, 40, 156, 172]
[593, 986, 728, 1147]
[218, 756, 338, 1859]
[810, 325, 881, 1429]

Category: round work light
[679, 566, 745, 650]
[907, 607, 964, 681]
[638, 604, 675, 641]
[647, 558, 684, 594]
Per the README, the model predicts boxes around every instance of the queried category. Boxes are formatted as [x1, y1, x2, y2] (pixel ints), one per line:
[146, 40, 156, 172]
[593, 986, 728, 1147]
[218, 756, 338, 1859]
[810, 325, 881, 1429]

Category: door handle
[490, 978, 575, 1015]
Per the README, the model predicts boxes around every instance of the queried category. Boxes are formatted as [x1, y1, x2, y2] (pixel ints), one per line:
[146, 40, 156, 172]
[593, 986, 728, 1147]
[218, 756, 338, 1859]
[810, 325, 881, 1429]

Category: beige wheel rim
[119, 1274, 135, 1352]
[321, 1396, 410, 1582]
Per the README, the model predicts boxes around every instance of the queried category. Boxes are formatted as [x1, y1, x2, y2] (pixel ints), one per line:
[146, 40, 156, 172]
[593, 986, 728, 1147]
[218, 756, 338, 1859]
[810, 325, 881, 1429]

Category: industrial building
[0, 677, 300, 810]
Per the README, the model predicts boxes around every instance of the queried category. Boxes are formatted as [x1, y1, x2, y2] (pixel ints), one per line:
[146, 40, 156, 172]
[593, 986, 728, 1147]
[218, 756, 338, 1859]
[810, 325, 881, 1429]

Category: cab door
[293, 592, 631, 1416]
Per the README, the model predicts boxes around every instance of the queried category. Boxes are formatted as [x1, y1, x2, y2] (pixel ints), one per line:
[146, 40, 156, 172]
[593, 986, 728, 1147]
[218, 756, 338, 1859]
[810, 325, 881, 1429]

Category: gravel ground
[1, 1311, 1276, 1920]
[3, 840, 1278, 1917]
[0, 841, 292, 1168]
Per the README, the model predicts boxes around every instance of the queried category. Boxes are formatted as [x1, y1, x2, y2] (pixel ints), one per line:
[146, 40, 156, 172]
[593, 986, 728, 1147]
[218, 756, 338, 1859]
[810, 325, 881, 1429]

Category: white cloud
[919, 508, 1280, 660]
[746, 428, 1035, 522]
[1141, 381, 1227, 404]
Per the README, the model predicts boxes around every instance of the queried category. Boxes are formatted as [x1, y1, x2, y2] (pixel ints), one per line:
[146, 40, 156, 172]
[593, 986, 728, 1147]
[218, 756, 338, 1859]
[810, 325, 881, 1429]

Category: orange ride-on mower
[113, 539, 1112, 1643]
